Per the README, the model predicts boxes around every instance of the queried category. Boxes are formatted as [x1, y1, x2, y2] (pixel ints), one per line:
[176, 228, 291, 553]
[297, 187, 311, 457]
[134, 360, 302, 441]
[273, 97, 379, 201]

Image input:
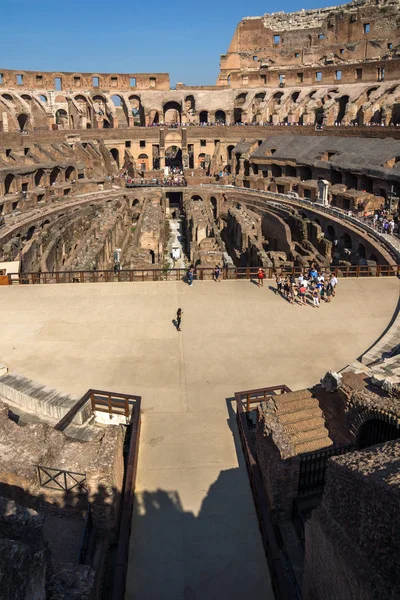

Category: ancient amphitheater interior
[0, 1, 399, 599]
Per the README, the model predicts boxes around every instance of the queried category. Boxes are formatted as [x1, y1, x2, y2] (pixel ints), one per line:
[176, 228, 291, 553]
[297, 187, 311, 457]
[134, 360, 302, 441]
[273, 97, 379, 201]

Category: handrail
[236, 384, 292, 412]
[10, 264, 400, 285]
[201, 185, 400, 261]
[235, 393, 300, 600]
[112, 394, 141, 600]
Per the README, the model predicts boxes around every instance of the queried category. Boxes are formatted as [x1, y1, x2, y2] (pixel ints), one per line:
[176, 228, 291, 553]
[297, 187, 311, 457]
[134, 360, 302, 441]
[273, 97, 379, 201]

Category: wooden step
[290, 428, 329, 445]
[276, 397, 320, 414]
[279, 407, 322, 424]
[274, 389, 313, 404]
[294, 437, 333, 454]
[284, 417, 326, 434]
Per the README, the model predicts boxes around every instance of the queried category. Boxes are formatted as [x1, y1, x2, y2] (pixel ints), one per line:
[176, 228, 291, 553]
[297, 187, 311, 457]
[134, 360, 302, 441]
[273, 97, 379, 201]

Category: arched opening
[326, 225, 336, 240]
[4, 174, 17, 194]
[65, 166, 75, 181]
[273, 91, 284, 105]
[185, 95, 195, 111]
[163, 101, 181, 125]
[358, 243, 366, 258]
[2, 94, 13, 102]
[255, 92, 266, 103]
[285, 165, 296, 177]
[198, 153, 207, 170]
[315, 106, 325, 125]
[342, 232, 352, 249]
[39, 95, 47, 104]
[291, 91, 300, 103]
[210, 197, 217, 219]
[21, 94, 32, 102]
[199, 110, 208, 124]
[236, 93, 247, 104]
[129, 95, 144, 126]
[148, 110, 159, 125]
[149, 250, 155, 264]
[336, 95, 349, 123]
[132, 199, 140, 208]
[345, 172, 358, 189]
[111, 95, 123, 107]
[359, 175, 373, 193]
[366, 87, 379, 99]
[235, 154, 240, 175]
[215, 110, 226, 124]
[271, 164, 282, 177]
[56, 109, 68, 125]
[26, 225, 36, 241]
[370, 108, 382, 124]
[17, 113, 29, 131]
[300, 166, 312, 180]
[138, 153, 149, 171]
[165, 146, 182, 169]
[50, 167, 61, 185]
[234, 108, 243, 124]
[34, 169, 45, 187]
[227, 145, 235, 161]
[191, 195, 202, 201]
[110, 148, 119, 167]
[244, 160, 250, 177]
[103, 119, 111, 128]
[391, 104, 400, 125]
[356, 417, 400, 450]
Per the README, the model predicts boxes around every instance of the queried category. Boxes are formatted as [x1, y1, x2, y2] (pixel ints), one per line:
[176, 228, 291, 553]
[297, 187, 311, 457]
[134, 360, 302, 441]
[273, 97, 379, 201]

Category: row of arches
[3, 166, 77, 195]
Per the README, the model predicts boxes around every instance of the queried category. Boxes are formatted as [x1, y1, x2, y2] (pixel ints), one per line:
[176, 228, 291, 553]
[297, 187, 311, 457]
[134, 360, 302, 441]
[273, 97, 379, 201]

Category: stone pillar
[2, 112, 9, 132]
[317, 180, 329, 206]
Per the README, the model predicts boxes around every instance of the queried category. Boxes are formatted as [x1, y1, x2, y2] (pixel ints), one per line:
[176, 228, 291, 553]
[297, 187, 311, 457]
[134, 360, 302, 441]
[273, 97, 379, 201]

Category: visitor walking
[257, 267, 265, 287]
[187, 268, 194, 286]
[214, 264, 221, 282]
[176, 308, 183, 331]
[276, 273, 283, 295]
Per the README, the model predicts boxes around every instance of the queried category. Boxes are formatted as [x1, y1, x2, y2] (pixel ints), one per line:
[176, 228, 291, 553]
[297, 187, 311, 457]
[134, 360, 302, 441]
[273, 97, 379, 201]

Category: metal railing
[10, 263, 400, 286]
[37, 465, 87, 492]
[236, 384, 292, 413]
[90, 390, 132, 421]
[297, 445, 351, 496]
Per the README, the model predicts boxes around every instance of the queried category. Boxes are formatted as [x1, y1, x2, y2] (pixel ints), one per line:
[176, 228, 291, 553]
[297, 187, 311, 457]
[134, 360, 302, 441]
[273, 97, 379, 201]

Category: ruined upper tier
[218, 0, 400, 87]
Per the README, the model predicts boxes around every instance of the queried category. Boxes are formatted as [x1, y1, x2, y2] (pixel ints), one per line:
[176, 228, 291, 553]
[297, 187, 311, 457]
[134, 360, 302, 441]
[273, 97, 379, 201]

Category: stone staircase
[272, 389, 333, 455]
[0, 372, 89, 425]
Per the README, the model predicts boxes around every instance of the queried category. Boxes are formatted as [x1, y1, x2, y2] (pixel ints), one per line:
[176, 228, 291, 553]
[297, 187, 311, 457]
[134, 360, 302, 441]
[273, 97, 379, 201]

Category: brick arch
[349, 407, 400, 443]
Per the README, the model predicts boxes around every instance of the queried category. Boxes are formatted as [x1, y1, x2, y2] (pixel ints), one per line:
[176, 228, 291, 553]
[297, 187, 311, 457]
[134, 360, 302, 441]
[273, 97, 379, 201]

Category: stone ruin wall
[302, 440, 400, 600]
[219, 0, 400, 88]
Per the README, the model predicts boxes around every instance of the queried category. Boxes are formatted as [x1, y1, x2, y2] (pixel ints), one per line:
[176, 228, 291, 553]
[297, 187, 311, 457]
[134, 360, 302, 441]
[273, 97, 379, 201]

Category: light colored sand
[0, 278, 398, 599]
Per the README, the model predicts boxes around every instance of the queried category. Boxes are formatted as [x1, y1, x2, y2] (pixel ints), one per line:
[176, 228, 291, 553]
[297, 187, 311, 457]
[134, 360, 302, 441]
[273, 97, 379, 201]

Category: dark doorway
[356, 418, 400, 450]
[165, 146, 182, 169]
[167, 192, 182, 208]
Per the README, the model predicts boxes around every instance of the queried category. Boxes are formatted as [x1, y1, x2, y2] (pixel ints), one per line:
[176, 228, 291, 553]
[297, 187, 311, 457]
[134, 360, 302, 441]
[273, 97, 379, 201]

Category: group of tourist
[255, 265, 338, 308]
[163, 166, 186, 186]
[370, 210, 398, 234]
[271, 268, 338, 307]
[143, 121, 400, 129]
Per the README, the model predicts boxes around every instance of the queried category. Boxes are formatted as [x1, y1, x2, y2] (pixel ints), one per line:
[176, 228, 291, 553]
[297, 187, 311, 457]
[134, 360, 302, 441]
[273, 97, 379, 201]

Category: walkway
[0, 279, 399, 599]
[168, 217, 187, 269]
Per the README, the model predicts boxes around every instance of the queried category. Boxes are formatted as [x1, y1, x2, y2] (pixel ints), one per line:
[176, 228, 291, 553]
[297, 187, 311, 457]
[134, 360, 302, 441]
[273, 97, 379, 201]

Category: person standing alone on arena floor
[176, 308, 183, 331]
